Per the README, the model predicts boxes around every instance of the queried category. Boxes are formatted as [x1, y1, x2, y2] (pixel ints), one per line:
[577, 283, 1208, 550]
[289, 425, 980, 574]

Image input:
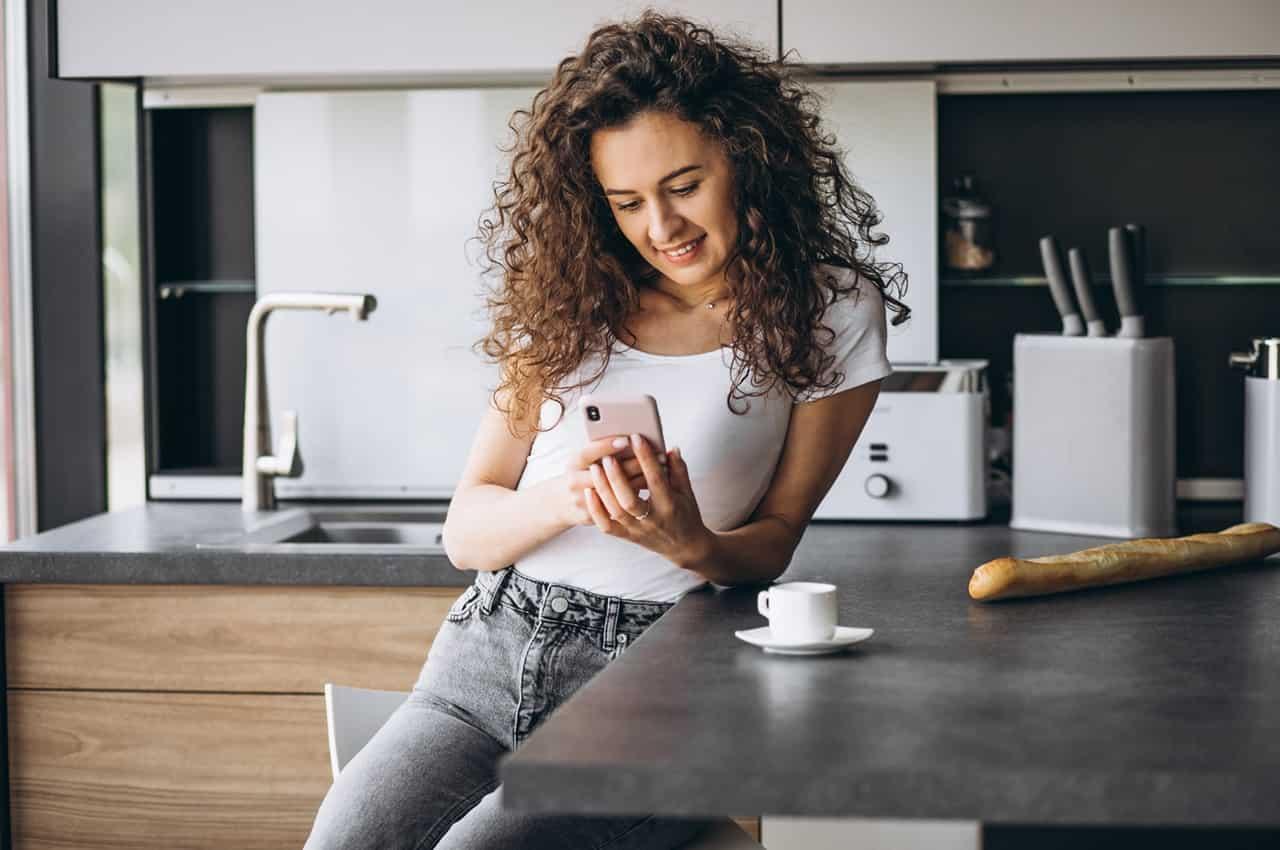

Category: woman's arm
[672, 378, 883, 586]
[443, 398, 656, 572]
[441, 402, 562, 572]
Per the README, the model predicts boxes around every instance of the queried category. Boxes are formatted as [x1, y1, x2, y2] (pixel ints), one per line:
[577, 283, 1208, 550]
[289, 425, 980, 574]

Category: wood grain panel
[8, 689, 761, 847]
[8, 690, 332, 850]
[4, 584, 463, 692]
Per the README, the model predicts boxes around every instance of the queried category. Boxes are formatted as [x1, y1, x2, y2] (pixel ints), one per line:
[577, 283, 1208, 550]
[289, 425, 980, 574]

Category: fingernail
[612, 437, 628, 449]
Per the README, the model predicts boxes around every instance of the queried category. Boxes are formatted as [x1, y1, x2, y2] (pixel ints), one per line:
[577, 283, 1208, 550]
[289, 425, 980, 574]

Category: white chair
[323, 683, 764, 849]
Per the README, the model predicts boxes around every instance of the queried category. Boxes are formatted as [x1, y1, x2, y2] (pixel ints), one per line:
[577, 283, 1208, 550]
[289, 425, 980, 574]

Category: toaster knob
[864, 474, 891, 499]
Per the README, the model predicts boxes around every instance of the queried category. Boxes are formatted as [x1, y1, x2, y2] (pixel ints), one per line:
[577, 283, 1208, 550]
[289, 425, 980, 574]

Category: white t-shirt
[513, 264, 893, 602]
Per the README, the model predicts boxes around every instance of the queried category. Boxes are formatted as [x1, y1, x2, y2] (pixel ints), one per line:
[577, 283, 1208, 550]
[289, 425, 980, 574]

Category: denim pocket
[445, 584, 481, 623]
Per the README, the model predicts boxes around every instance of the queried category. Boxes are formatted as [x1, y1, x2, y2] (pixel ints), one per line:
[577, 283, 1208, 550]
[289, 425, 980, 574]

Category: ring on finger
[629, 502, 652, 521]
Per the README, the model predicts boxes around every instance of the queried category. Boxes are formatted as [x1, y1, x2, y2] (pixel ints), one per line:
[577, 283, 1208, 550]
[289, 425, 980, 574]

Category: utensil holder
[1011, 334, 1176, 538]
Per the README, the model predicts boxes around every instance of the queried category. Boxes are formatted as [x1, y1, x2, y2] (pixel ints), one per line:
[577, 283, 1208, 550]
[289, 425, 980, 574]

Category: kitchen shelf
[158, 279, 256, 299]
[942, 274, 1280, 287]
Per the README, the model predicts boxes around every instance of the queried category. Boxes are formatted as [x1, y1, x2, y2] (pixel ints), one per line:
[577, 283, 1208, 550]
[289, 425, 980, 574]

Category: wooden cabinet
[3, 584, 455, 849]
[784, 0, 1280, 67]
[53, 0, 778, 81]
[4, 584, 759, 847]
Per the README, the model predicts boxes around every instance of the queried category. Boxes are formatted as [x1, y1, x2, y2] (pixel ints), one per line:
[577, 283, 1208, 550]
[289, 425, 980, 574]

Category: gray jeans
[303, 566, 713, 849]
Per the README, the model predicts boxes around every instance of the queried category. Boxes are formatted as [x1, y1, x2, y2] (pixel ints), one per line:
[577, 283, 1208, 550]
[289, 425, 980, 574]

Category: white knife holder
[1011, 334, 1176, 538]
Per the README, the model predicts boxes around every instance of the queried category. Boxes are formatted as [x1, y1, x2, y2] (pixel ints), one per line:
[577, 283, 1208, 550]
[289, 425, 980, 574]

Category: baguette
[969, 522, 1280, 602]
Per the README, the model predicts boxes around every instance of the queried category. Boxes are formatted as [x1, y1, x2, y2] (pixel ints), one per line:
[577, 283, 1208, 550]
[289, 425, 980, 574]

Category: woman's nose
[647, 201, 684, 246]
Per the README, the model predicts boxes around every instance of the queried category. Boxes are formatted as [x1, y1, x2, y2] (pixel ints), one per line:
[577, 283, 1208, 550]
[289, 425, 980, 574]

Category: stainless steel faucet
[242, 292, 377, 512]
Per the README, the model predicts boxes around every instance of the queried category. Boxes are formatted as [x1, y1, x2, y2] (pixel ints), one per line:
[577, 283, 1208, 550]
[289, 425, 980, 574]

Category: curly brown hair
[474, 10, 910, 435]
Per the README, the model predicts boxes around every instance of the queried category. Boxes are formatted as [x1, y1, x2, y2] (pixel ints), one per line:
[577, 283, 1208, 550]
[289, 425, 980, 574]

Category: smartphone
[581, 394, 667, 456]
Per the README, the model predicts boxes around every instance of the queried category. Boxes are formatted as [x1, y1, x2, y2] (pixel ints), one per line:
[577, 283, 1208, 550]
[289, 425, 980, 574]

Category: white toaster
[813, 360, 989, 521]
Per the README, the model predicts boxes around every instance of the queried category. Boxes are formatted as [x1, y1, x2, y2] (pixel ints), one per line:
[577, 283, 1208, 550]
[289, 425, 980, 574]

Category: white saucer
[734, 625, 874, 656]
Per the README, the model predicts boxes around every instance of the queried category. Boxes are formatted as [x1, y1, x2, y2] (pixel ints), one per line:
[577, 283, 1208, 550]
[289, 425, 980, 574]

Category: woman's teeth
[665, 237, 702, 257]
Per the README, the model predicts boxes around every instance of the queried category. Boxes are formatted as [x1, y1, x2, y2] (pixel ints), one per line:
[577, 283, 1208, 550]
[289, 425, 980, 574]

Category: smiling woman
[593, 114, 739, 308]
[305, 11, 906, 850]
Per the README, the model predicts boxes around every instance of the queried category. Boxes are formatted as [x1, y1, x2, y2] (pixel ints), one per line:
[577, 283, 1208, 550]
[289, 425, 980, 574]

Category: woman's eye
[616, 183, 698, 213]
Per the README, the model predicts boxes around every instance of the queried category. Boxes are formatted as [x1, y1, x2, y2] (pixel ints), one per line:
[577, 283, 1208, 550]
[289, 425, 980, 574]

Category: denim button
[549, 596, 569, 614]
[616, 633, 628, 645]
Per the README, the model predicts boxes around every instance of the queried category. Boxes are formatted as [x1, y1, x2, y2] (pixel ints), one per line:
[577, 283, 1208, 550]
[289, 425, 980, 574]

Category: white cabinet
[784, 0, 1280, 67]
[762, 817, 980, 850]
[810, 80, 938, 365]
[55, 1, 777, 81]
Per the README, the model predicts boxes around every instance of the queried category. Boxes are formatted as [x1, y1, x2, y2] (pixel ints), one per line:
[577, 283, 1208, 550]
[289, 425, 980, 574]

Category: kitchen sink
[198, 507, 449, 553]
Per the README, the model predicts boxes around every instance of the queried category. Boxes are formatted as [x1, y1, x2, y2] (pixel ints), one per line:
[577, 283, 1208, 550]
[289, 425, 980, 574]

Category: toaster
[813, 360, 989, 521]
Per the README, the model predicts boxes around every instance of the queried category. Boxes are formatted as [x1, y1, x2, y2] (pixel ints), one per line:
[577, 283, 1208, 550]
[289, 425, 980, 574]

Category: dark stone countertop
[501, 504, 1280, 827]
[0, 501, 469, 586]
[5, 499, 1278, 825]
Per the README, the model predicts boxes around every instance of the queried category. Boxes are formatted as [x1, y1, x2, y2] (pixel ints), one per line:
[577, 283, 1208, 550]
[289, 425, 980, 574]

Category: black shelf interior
[147, 107, 255, 477]
[936, 88, 1280, 479]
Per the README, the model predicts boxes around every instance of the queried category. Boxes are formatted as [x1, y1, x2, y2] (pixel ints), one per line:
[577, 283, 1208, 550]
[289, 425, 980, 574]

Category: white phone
[580, 394, 667, 456]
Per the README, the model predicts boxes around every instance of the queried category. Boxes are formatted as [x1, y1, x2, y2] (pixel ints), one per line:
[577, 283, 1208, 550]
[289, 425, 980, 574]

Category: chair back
[322, 682, 410, 780]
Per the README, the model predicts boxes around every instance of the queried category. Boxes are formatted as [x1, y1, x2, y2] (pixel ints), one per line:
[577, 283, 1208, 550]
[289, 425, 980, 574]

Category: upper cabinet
[53, 1, 777, 81]
[784, 0, 1280, 67]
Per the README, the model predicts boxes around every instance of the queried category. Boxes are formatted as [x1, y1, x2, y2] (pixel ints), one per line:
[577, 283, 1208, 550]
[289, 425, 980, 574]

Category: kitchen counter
[500, 505, 1280, 828]
[0, 501, 467, 586]
[3, 500, 1277, 829]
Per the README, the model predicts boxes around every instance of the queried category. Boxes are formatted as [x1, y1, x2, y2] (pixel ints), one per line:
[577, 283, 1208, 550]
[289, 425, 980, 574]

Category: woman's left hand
[584, 434, 712, 568]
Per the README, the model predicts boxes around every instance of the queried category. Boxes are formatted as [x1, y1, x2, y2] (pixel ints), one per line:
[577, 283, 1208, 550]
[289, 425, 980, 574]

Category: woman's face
[590, 111, 738, 295]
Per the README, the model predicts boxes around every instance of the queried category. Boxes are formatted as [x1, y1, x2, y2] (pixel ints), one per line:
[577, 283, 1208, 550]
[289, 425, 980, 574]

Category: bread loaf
[969, 522, 1280, 601]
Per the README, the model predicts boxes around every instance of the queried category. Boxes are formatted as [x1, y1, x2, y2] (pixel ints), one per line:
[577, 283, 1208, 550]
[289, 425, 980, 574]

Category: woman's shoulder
[812, 263, 886, 330]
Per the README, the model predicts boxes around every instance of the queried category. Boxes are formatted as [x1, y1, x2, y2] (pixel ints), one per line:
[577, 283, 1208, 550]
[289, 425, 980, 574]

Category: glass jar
[941, 174, 996, 274]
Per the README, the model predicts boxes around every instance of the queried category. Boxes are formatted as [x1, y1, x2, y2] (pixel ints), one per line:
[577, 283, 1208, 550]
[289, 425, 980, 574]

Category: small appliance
[814, 360, 989, 521]
[1231, 337, 1280, 525]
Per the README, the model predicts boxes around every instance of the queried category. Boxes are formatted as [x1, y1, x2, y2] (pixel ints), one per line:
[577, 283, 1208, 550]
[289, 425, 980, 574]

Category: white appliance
[813, 361, 989, 521]
[1231, 337, 1280, 525]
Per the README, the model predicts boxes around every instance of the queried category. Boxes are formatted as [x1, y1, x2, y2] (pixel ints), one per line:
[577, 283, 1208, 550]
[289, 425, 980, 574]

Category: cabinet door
[809, 80, 938, 365]
[784, 0, 1280, 66]
[4, 585, 460, 849]
[55, 1, 777, 80]
[5, 584, 462, 691]
[9, 691, 331, 850]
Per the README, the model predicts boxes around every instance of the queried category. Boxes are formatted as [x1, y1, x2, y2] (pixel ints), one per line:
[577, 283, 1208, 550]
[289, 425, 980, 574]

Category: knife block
[1011, 334, 1177, 538]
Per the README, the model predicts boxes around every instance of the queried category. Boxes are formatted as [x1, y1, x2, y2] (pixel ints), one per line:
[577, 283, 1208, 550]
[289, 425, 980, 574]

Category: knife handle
[1108, 226, 1144, 338]
[1039, 236, 1083, 336]
[1124, 222, 1145, 289]
[1066, 247, 1106, 337]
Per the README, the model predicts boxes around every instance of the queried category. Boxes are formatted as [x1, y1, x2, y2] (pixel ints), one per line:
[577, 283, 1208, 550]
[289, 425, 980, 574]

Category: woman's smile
[660, 235, 705, 264]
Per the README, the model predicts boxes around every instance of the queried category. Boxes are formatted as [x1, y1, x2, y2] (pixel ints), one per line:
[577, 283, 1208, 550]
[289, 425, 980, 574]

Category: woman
[305, 11, 908, 850]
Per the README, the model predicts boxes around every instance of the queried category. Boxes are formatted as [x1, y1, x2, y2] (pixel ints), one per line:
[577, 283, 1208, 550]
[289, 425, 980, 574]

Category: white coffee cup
[756, 582, 838, 642]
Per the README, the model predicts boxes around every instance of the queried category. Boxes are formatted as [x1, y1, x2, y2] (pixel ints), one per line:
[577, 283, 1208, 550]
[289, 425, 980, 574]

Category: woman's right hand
[561, 437, 665, 526]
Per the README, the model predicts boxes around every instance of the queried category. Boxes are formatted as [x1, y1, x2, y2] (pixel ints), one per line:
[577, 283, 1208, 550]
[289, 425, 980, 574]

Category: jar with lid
[941, 174, 996, 274]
